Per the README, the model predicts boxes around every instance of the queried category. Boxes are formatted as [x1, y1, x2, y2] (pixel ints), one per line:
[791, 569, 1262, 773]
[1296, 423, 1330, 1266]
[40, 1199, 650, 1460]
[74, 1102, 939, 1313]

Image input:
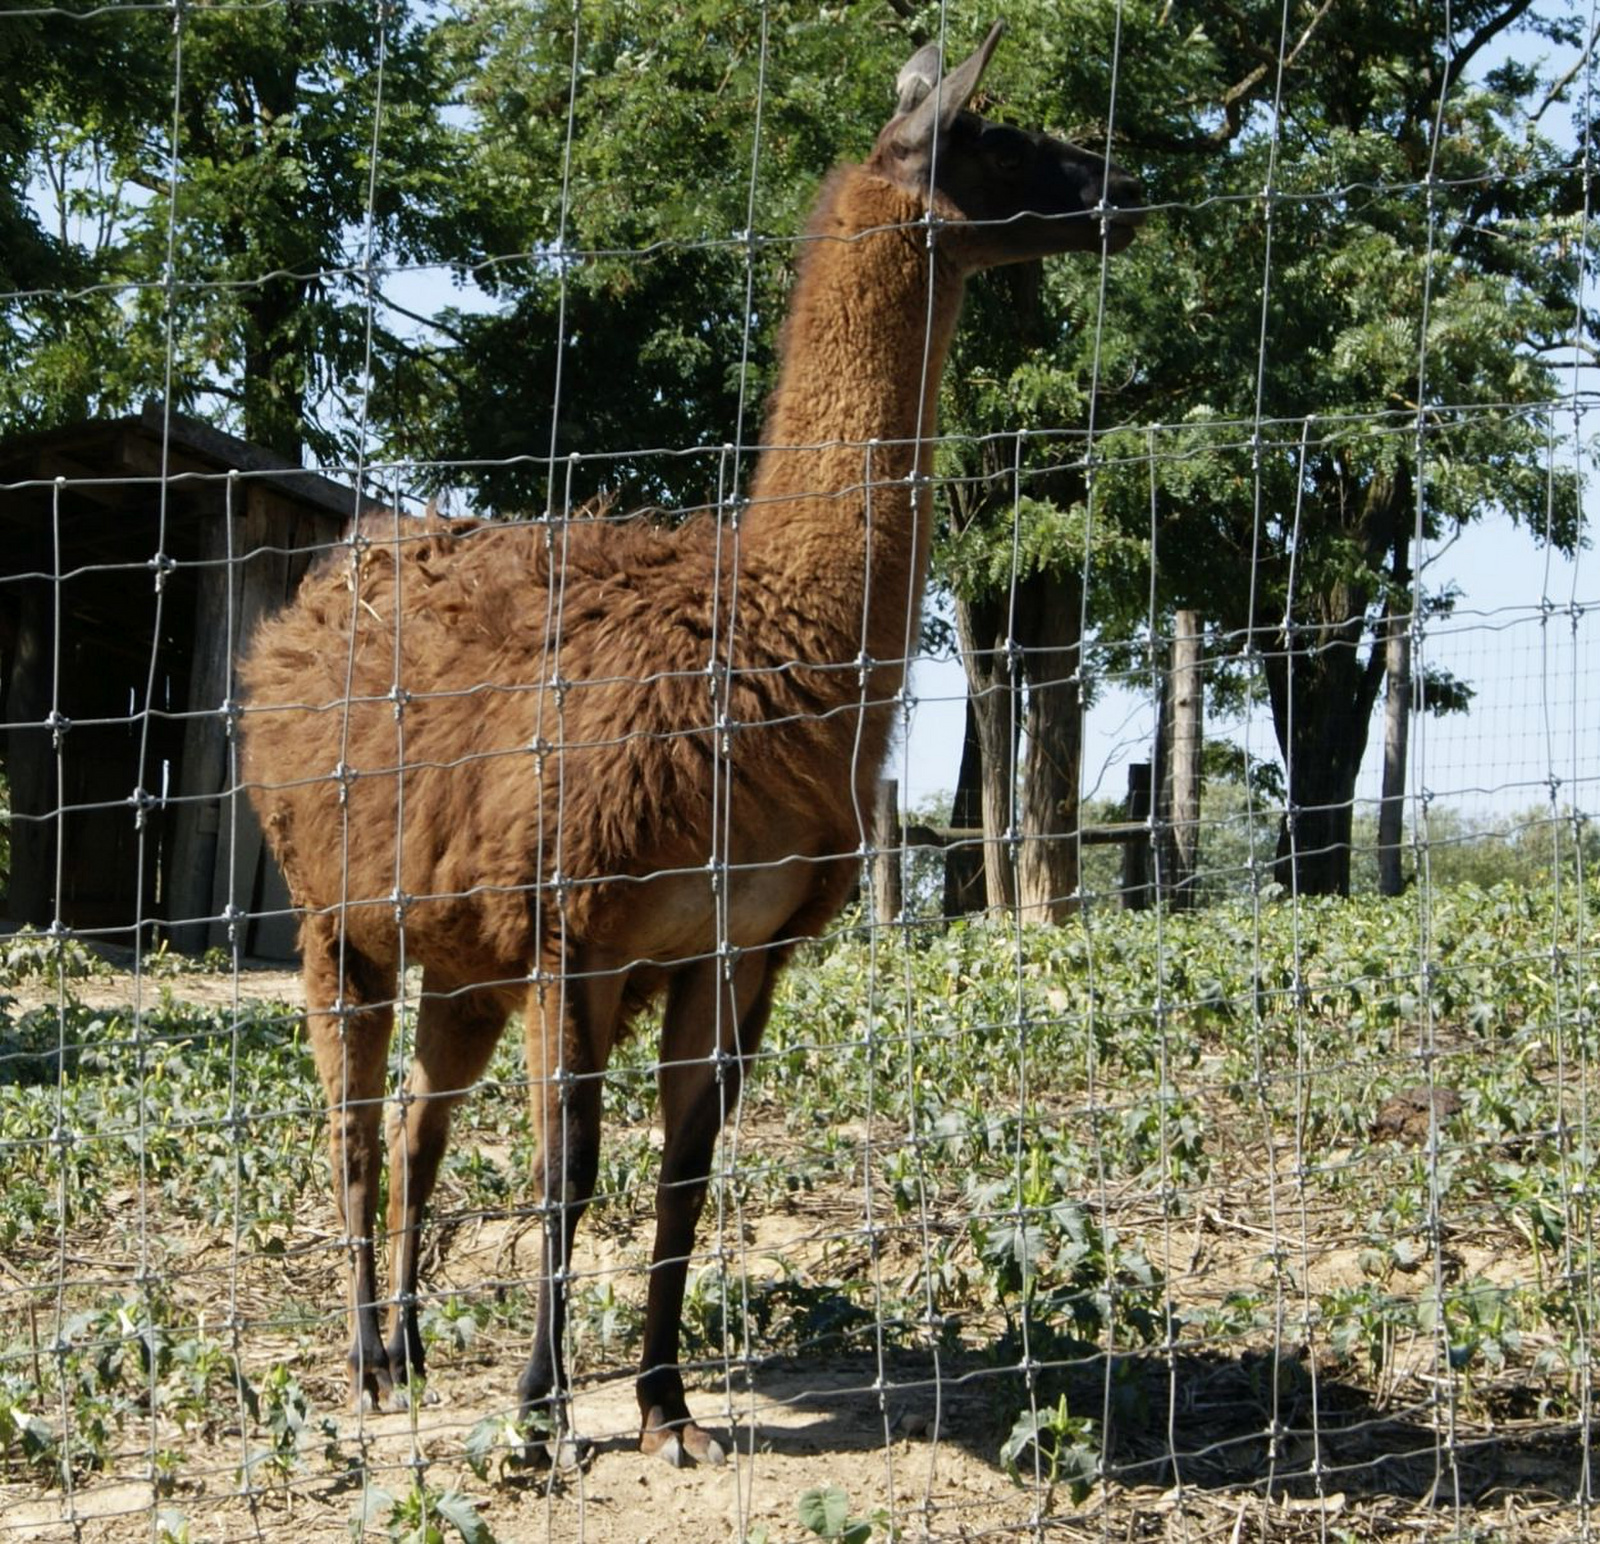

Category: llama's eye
[992, 148, 1024, 173]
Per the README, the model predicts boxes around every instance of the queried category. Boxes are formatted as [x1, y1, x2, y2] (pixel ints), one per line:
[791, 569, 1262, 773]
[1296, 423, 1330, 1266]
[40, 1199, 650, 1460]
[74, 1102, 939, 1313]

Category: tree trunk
[242, 277, 310, 462]
[1157, 609, 1203, 908]
[203, 53, 310, 463]
[1377, 622, 1411, 897]
[953, 588, 1017, 912]
[1014, 570, 1081, 922]
[1262, 469, 1408, 896]
[1265, 632, 1386, 896]
[942, 697, 988, 916]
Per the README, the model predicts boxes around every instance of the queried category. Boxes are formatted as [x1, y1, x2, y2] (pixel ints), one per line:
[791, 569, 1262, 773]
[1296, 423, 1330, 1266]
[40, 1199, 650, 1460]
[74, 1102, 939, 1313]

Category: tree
[4, 4, 469, 464]
[7, 0, 1581, 911]
[1089, 0, 1586, 894]
[415, 0, 1586, 906]
[395, 0, 909, 509]
[0, 9, 169, 428]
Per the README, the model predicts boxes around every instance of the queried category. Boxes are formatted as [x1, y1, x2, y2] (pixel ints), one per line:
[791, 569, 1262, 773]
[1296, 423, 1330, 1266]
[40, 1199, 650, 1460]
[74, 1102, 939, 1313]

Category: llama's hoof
[640, 1409, 726, 1468]
[548, 1434, 593, 1471]
[524, 1432, 592, 1471]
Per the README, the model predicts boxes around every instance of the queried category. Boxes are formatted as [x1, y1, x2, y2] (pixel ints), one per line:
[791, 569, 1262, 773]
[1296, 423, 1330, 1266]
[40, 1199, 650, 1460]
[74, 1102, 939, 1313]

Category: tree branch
[1533, 42, 1591, 123]
[377, 288, 472, 345]
[1444, 0, 1540, 98]
[1125, 0, 1332, 157]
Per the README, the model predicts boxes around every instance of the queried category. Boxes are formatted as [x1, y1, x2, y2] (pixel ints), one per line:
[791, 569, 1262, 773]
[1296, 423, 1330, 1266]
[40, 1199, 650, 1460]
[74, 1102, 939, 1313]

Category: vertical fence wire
[3, 3, 1600, 1542]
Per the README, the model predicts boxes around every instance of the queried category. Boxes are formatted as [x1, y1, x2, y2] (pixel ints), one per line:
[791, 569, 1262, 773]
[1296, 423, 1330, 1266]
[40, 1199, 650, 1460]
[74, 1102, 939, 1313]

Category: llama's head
[869, 21, 1144, 271]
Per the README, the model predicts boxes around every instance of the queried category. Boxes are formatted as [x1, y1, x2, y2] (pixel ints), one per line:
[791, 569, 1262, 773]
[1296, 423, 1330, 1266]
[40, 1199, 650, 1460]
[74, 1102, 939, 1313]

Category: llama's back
[240, 512, 778, 973]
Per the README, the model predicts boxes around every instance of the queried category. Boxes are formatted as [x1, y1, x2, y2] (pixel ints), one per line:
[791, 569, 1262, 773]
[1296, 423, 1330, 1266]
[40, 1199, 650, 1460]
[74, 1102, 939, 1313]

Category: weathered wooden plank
[5, 582, 57, 927]
[214, 484, 296, 957]
[872, 778, 902, 927]
[166, 508, 233, 953]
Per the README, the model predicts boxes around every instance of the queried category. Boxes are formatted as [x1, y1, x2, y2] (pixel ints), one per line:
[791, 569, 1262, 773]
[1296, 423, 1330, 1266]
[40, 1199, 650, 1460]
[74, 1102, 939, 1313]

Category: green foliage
[796, 1484, 890, 1544]
[1076, 777, 1600, 903]
[463, 1407, 550, 1484]
[403, 0, 909, 509]
[420, 1295, 487, 1356]
[5, 0, 1588, 912]
[999, 1393, 1099, 1506]
[7, 3, 467, 459]
[357, 1481, 496, 1544]
[758, 875, 1599, 1412]
[242, 1364, 340, 1487]
[680, 1260, 873, 1361]
[0, 927, 109, 988]
[5, 872, 1598, 1506]
[1396, 804, 1600, 892]
[0, 1373, 57, 1480]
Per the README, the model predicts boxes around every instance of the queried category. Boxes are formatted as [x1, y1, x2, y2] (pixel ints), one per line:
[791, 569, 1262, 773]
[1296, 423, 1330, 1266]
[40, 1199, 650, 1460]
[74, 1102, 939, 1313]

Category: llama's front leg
[515, 962, 620, 1458]
[639, 952, 776, 1467]
[302, 925, 397, 1410]
[383, 976, 508, 1392]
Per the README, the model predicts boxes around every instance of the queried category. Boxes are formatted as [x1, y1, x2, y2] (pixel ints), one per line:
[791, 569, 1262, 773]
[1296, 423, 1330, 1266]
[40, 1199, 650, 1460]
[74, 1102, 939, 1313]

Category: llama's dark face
[932, 112, 1144, 262]
[871, 21, 1144, 271]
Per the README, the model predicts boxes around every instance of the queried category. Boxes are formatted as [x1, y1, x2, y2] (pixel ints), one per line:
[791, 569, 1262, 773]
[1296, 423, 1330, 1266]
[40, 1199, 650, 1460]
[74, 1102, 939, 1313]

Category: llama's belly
[576, 845, 849, 965]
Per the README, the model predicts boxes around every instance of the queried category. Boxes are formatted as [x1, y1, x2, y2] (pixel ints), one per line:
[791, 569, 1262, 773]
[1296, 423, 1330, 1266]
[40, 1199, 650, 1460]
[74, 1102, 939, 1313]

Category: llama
[240, 22, 1142, 1468]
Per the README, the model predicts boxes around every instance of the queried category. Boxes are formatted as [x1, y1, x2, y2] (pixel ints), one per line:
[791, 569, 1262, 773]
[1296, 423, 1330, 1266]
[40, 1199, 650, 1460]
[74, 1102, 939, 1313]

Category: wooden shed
[0, 403, 376, 960]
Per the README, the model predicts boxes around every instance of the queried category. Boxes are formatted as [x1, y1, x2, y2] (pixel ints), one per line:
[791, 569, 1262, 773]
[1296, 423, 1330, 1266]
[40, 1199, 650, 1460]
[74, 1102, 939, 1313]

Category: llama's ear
[890, 21, 1004, 155]
[895, 43, 942, 115]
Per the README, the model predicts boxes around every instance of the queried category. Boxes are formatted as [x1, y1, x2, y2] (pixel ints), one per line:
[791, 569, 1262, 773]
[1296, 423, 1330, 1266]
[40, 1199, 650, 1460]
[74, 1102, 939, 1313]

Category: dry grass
[2, 944, 1594, 1544]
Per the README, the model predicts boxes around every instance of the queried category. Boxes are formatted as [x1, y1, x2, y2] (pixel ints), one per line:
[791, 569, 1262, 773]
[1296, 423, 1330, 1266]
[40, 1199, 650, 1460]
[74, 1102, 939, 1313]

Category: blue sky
[891, 507, 1594, 820]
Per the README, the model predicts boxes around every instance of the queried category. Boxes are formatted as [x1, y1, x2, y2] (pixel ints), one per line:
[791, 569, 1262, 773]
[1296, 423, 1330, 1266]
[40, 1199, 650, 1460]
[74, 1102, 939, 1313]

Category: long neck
[740, 170, 965, 675]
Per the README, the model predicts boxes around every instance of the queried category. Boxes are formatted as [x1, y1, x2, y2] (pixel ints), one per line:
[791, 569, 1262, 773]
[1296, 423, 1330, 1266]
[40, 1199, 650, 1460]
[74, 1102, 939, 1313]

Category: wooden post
[873, 778, 902, 927]
[6, 583, 56, 926]
[1378, 623, 1411, 897]
[1158, 610, 1203, 909]
[1120, 762, 1152, 910]
[166, 505, 232, 952]
[212, 488, 312, 958]
[1015, 572, 1081, 925]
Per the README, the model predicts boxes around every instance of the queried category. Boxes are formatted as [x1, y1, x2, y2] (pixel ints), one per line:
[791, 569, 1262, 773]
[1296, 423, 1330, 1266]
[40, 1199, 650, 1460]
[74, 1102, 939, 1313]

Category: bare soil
[2, 962, 1589, 1543]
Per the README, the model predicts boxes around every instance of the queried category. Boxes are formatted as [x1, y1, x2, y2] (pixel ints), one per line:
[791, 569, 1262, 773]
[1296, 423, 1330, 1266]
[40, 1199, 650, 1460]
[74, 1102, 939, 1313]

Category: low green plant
[156, 1507, 193, 1544]
[1424, 1276, 1523, 1377]
[419, 1296, 486, 1356]
[796, 1484, 894, 1543]
[241, 1364, 338, 1488]
[463, 1408, 551, 1483]
[566, 1281, 642, 1371]
[1323, 1281, 1406, 1382]
[0, 1374, 56, 1480]
[999, 1393, 1100, 1507]
[0, 927, 107, 986]
[355, 1480, 495, 1544]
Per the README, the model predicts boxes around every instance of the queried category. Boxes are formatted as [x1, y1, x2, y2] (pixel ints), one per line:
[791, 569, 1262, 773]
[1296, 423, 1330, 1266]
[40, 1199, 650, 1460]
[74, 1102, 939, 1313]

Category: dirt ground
[3, 960, 1592, 1543]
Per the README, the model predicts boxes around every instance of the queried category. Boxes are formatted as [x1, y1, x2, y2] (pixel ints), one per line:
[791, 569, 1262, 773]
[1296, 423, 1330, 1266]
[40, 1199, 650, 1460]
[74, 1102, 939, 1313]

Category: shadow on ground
[690, 1340, 1584, 1512]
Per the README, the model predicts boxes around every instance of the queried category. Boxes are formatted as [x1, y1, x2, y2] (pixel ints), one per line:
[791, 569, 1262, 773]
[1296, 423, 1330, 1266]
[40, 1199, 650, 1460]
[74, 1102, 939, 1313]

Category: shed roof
[0, 400, 382, 526]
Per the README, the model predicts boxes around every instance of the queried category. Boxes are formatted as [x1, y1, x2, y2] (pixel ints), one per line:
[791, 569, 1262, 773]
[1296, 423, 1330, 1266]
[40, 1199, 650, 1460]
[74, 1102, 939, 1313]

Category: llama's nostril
[1101, 172, 1146, 223]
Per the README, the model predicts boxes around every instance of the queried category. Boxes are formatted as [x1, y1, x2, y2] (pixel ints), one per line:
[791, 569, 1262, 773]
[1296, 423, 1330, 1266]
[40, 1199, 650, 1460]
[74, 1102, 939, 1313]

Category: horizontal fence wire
[0, 1, 1596, 1542]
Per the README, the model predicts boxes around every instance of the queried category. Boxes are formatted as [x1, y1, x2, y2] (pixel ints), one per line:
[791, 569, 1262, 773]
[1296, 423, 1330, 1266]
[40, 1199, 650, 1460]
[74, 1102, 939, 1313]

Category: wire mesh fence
[1, 2, 1597, 1541]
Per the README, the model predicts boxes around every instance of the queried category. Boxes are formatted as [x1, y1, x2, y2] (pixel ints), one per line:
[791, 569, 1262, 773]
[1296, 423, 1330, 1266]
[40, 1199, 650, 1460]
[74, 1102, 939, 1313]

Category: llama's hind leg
[638, 950, 777, 1467]
[302, 919, 397, 1410]
[383, 973, 507, 1392]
